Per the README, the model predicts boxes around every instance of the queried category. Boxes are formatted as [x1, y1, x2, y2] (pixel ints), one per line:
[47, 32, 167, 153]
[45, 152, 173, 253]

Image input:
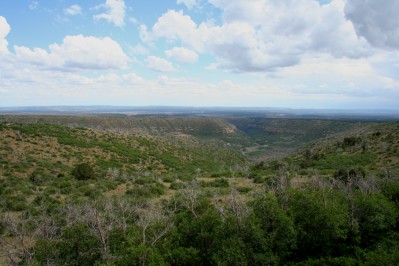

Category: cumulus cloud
[166, 47, 198, 64]
[64, 5, 82, 16]
[140, 10, 198, 47]
[94, 0, 125, 27]
[51, 35, 128, 69]
[142, 1, 371, 72]
[14, 35, 128, 70]
[145, 56, 175, 72]
[141, 10, 286, 71]
[345, 0, 399, 49]
[176, 0, 198, 9]
[0, 16, 10, 54]
[14, 46, 61, 67]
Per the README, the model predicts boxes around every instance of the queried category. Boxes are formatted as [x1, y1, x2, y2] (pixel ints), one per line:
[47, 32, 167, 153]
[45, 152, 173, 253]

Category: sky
[0, 0, 398, 109]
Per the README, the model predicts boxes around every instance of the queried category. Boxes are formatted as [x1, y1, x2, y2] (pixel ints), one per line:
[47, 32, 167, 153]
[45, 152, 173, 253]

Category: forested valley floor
[0, 115, 398, 265]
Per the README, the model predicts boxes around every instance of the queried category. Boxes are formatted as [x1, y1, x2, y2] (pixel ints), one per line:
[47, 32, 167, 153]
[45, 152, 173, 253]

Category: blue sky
[0, 0, 398, 109]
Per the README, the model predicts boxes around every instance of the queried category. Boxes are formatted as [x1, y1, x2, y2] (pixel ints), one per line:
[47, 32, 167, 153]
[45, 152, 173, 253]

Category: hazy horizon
[1, 105, 399, 118]
[0, 105, 399, 111]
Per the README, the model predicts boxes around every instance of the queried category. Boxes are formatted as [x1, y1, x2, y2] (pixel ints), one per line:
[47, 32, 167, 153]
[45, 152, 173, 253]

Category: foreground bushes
[2, 176, 395, 265]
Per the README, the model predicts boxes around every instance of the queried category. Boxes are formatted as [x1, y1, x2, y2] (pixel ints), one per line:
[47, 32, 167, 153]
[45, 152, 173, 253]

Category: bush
[170, 182, 184, 190]
[5, 195, 27, 211]
[236, 186, 252, 194]
[162, 176, 175, 183]
[72, 163, 95, 180]
[269, 160, 288, 171]
[29, 169, 44, 184]
[249, 172, 266, 184]
[201, 178, 229, 188]
[334, 167, 366, 182]
[342, 137, 361, 148]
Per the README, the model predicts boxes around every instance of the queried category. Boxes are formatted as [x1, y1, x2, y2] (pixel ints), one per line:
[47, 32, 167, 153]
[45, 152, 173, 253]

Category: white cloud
[14, 35, 129, 70]
[166, 47, 198, 64]
[345, 0, 399, 49]
[51, 35, 129, 69]
[64, 5, 82, 16]
[14, 46, 61, 67]
[145, 56, 175, 72]
[143, 1, 371, 73]
[203, 21, 299, 72]
[94, 0, 125, 27]
[176, 0, 198, 9]
[142, 10, 300, 71]
[0, 16, 10, 54]
[140, 10, 199, 47]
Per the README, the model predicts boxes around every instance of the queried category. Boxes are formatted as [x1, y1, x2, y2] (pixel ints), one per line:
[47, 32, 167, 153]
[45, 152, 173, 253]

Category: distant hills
[0, 114, 394, 161]
[1, 106, 399, 120]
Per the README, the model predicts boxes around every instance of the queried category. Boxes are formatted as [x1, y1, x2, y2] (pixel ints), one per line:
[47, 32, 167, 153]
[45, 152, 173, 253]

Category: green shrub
[170, 182, 184, 190]
[162, 176, 174, 183]
[29, 169, 44, 184]
[149, 183, 166, 196]
[134, 176, 156, 185]
[334, 166, 366, 182]
[201, 178, 229, 188]
[57, 181, 73, 194]
[72, 163, 95, 180]
[236, 186, 252, 194]
[5, 195, 27, 211]
[342, 137, 361, 148]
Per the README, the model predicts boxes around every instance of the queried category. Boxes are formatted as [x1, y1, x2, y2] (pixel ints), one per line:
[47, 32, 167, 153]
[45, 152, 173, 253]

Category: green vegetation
[0, 117, 398, 265]
[72, 163, 95, 180]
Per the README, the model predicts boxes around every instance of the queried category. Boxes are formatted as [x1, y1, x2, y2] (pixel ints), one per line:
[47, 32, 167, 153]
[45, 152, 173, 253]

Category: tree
[57, 222, 102, 266]
[250, 193, 297, 261]
[163, 194, 221, 265]
[287, 188, 349, 260]
[354, 192, 398, 247]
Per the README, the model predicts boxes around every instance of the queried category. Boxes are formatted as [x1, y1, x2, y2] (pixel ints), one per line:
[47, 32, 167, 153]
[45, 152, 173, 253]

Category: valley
[0, 113, 398, 265]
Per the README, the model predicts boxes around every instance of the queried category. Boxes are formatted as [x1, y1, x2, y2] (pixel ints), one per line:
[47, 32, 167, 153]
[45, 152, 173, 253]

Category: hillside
[0, 115, 240, 138]
[227, 117, 374, 160]
[247, 122, 399, 182]
[0, 115, 380, 160]
[0, 121, 245, 172]
[292, 122, 399, 177]
[1, 117, 399, 265]
[0, 122, 245, 213]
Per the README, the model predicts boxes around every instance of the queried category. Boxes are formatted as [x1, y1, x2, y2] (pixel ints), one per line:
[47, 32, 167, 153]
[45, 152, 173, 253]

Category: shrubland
[0, 117, 398, 265]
